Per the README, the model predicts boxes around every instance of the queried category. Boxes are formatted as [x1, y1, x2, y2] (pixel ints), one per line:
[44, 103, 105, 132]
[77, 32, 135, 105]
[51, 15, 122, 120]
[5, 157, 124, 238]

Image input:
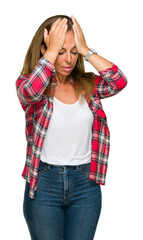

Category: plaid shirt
[15, 56, 127, 199]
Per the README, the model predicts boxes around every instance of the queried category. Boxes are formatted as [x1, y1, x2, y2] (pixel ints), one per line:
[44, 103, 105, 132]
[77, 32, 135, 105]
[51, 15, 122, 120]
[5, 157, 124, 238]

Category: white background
[1, 0, 143, 239]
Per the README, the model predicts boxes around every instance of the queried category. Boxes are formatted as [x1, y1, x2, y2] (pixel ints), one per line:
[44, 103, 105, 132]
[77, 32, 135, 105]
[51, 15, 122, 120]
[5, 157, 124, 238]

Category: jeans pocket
[79, 163, 90, 175]
[38, 161, 48, 175]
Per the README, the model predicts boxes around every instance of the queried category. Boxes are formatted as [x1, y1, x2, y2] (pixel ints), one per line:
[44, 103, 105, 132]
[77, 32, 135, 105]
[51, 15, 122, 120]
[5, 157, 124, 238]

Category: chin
[62, 71, 71, 75]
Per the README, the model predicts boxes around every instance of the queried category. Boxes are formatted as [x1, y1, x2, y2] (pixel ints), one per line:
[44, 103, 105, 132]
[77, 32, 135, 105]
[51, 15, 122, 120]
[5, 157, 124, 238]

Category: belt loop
[47, 163, 51, 170]
[76, 165, 79, 170]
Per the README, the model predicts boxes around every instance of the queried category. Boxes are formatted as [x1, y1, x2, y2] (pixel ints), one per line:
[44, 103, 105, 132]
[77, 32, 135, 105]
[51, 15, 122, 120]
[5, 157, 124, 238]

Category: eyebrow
[61, 46, 77, 50]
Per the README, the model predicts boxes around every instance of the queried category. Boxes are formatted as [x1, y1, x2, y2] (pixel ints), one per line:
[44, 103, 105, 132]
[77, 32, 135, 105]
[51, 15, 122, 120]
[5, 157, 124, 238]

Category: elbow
[17, 86, 42, 106]
[120, 74, 128, 90]
[115, 69, 128, 90]
[16, 78, 42, 105]
[21, 89, 42, 105]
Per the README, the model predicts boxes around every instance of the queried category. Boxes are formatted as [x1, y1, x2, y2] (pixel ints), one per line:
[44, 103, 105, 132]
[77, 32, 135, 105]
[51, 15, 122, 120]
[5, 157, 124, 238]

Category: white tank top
[40, 94, 94, 165]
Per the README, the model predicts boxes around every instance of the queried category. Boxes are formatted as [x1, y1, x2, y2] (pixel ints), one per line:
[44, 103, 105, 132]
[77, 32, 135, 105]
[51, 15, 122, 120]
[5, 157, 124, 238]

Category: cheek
[54, 57, 62, 68]
[55, 57, 61, 68]
[73, 55, 78, 65]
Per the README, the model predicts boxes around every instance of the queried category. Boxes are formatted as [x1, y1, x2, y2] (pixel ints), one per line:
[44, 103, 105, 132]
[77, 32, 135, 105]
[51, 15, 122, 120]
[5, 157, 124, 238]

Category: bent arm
[94, 63, 128, 99]
[15, 57, 56, 106]
[82, 48, 128, 99]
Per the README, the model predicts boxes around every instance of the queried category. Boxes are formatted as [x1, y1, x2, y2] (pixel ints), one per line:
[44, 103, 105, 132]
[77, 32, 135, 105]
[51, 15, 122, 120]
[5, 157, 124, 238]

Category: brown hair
[20, 14, 96, 103]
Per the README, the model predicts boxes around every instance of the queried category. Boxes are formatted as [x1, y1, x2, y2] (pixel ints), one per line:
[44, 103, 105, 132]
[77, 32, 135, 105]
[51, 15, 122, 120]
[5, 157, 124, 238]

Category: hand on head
[44, 18, 68, 54]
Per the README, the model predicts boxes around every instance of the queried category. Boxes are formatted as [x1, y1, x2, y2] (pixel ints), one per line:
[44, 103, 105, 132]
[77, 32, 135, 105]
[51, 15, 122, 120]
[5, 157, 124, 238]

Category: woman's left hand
[71, 15, 89, 56]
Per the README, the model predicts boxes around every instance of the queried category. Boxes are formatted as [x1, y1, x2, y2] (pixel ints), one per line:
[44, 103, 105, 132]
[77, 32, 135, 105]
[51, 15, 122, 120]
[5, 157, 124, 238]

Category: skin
[41, 16, 112, 86]
[50, 30, 78, 84]
[40, 17, 88, 86]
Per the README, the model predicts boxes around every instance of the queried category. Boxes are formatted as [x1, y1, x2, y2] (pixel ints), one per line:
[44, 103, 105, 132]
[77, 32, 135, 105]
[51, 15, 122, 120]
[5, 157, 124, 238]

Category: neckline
[54, 96, 80, 106]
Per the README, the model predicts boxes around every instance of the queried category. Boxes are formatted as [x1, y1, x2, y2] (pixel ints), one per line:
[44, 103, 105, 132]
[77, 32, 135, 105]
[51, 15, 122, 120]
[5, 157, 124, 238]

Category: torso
[54, 83, 80, 104]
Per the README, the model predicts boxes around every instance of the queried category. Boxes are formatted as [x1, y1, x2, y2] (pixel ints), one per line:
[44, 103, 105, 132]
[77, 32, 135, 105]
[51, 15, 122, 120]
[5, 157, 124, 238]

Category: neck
[55, 72, 70, 85]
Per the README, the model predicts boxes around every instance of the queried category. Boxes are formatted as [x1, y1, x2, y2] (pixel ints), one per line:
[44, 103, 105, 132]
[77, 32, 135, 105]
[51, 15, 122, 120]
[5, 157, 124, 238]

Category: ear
[40, 44, 46, 56]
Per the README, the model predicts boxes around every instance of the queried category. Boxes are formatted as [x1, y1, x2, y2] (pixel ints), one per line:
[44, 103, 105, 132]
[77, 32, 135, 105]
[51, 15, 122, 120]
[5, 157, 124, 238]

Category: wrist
[81, 47, 90, 58]
[43, 49, 58, 65]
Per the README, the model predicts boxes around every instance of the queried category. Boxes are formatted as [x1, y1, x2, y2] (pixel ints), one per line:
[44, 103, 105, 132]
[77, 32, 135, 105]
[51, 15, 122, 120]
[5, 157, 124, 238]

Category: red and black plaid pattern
[15, 57, 127, 198]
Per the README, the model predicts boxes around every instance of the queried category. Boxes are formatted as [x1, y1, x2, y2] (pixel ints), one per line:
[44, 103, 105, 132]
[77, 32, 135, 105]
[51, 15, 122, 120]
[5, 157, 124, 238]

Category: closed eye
[59, 52, 78, 55]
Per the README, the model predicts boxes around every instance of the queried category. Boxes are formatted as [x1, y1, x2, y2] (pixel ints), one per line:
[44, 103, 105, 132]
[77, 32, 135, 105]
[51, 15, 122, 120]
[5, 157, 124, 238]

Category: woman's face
[54, 30, 78, 77]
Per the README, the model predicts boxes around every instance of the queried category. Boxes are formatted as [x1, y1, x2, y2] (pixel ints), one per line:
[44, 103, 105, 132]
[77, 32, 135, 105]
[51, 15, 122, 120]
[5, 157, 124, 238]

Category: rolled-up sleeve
[15, 57, 56, 106]
[93, 62, 128, 99]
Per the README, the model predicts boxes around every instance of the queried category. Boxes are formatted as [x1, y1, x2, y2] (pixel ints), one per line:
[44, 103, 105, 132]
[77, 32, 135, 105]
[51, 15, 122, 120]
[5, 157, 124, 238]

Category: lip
[63, 67, 72, 72]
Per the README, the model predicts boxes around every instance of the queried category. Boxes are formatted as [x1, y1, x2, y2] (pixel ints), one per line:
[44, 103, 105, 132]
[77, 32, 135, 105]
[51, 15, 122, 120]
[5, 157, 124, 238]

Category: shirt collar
[51, 75, 76, 88]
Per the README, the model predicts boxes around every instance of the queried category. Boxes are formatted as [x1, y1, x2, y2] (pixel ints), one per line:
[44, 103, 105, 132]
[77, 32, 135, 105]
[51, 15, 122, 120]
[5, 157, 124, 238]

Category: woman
[15, 14, 127, 240]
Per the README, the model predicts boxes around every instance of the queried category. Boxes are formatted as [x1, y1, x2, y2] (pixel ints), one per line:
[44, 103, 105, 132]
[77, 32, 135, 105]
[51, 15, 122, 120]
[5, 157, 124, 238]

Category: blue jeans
[23, 160, 102, 240]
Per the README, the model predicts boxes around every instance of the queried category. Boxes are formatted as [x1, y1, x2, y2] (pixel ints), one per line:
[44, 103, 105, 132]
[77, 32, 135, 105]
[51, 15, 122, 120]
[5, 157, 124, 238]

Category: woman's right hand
[44, 18, 68, 54]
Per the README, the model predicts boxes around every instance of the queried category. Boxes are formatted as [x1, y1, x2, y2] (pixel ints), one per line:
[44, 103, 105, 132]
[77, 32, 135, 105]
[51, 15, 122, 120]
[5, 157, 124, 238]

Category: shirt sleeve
[93, 62, 128, 99]
[15, 57, 56, 106]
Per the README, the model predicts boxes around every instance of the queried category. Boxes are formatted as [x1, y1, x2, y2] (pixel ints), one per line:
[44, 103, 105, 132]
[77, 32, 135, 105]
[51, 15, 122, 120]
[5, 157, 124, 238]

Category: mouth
[63, 67, 72, 72]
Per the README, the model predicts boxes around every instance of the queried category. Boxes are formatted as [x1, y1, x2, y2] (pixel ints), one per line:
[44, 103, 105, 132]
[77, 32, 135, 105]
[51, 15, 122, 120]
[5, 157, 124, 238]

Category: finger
[72, 24, 77, 34]
[59, 19, 68, 30]
[71, 15, 74, 23]
[74, 22, 84, 40]
[72, 17, 79, 32]
[71, 16, 77, 26]
[55, 18, 67, 33]
[72, 16, 82, 33]
[58, 23, 68, 39]
[62, 23, 68, 33]
[50, 18, 61, 32]
[73, 22, 80, 39]
[73, 16, 80, 28]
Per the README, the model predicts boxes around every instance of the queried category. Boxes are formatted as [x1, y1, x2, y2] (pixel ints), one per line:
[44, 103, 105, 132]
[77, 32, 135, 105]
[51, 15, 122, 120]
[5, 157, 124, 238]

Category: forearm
[81, 47, 128, 99]
[82, 47, 113, 72]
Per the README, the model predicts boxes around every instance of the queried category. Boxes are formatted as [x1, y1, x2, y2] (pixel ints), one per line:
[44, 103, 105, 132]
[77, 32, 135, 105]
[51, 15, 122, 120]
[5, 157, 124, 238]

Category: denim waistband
[39, 159, 91, 170]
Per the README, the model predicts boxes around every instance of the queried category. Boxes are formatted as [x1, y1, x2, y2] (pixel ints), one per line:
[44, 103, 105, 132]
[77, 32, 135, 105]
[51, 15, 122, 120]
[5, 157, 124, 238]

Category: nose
[65, 52, 72, 63]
